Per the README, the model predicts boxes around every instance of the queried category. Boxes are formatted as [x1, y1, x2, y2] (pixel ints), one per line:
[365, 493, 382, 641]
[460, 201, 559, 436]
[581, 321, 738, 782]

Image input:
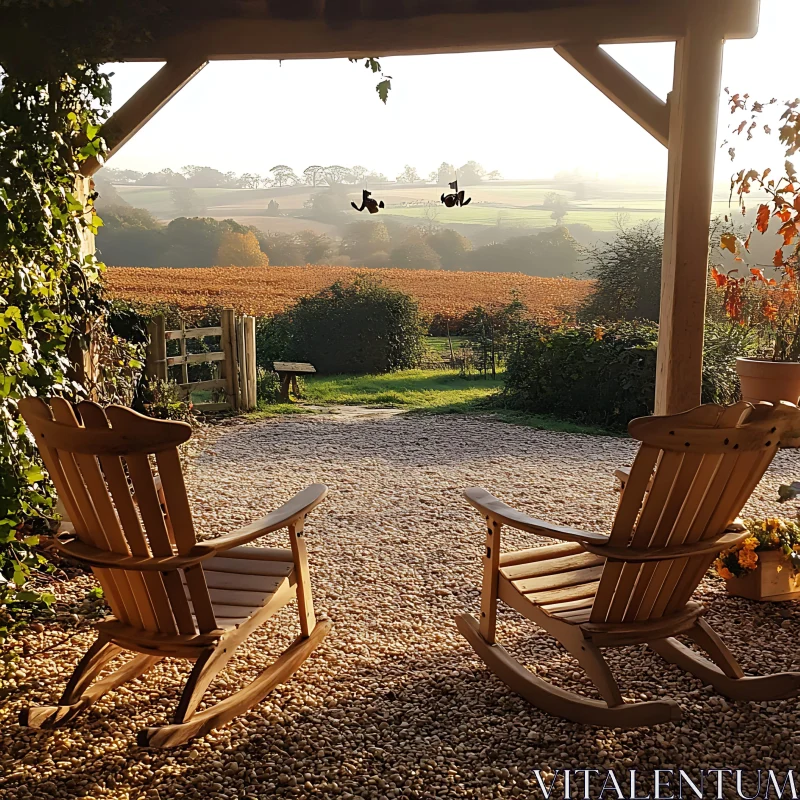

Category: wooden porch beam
[554, 44, 669, 147]
[654, 17, 725, 415]
[81, 57, 208, 176]
[111, 0, 759, 61]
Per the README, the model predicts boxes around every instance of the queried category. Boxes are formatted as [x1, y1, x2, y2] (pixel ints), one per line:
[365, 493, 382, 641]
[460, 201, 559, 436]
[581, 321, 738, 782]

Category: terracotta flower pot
[735, 357, 800, 405]
[724, 549, 800, 602]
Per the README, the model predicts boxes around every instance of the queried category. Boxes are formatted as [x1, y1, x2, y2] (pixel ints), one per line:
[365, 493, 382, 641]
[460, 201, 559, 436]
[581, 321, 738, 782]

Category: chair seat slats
[498, 541, 584, 568]
[512, 564, 604, 595]
[500, 551, 603, 581]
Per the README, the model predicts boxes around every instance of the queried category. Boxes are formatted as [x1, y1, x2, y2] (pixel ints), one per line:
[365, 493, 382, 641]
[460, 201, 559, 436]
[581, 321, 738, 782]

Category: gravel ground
[3, 412, 800, 799]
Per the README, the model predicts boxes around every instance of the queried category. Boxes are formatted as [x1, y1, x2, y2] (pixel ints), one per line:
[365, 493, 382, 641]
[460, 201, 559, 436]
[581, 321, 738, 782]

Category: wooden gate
[145, 307, 258, 412]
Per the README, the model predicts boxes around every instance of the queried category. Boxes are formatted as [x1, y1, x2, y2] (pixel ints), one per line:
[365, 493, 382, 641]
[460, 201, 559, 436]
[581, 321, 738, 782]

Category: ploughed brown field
[105, 266, 593, 320]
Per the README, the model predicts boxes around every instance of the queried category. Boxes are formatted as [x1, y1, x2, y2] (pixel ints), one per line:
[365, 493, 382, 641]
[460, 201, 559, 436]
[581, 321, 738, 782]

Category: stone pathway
[3, 413, 800, 799]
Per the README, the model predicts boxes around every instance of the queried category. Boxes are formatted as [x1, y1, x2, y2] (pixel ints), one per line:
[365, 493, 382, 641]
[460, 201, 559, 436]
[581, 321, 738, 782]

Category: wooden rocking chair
[457, 401, 800, 727]
[18, 397, 332, 748]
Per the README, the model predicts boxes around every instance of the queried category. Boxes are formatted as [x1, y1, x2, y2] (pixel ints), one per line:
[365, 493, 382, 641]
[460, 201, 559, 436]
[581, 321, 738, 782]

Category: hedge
[503, 321, 755, 430]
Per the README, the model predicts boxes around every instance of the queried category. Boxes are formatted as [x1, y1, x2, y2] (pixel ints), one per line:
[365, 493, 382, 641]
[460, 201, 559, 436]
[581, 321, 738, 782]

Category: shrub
[255, 312, 293, 370]
[503, 320, 751, 430]
[579, 220, 663, 322]
[277, 277, 424, 374]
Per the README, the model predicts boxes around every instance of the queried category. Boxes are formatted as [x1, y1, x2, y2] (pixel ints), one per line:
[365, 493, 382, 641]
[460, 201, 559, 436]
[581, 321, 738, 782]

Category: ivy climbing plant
[0, 65, 111, 636]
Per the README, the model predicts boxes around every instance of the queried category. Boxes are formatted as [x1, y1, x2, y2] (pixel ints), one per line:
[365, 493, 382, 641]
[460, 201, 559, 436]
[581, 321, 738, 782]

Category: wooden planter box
[725, 549, 800, 602]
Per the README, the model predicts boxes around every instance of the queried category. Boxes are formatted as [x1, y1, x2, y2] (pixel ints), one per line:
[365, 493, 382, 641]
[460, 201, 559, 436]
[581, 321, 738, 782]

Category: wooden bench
[273, 361, 316, 402]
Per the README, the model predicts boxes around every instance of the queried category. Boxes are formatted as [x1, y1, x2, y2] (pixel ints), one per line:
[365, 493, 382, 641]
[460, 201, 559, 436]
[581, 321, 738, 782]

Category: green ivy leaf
[25, 466, 44, 484]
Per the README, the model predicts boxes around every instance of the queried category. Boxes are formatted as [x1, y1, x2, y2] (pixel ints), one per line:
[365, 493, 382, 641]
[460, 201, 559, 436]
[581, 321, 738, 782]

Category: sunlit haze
[103, 0, 793, 189]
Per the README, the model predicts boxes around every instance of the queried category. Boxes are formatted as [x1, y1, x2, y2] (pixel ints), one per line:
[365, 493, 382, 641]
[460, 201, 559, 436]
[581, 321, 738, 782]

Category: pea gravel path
[3, 412, 800, 800]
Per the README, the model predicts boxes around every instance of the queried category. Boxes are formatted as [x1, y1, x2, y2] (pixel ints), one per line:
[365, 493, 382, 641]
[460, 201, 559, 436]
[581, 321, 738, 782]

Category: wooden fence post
[146, 314, 167, 381]
[245, 315, 257, 410]
[179, 319, 189, 385]
[236, 315, 248, 411]
[221, 308, 238, 411]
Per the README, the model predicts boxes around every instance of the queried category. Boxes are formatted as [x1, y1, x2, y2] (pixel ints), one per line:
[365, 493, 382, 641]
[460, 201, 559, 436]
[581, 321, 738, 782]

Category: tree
[303, 165, 326, 187]
[270, 165, 299, 187]
[350, 165, 368, 184]
[396, 164, 421, 184]
[266, 199, 280, 215]
[457, 161, 486, 185]
[466, 227, 580, 277]
[306, 184, 352, 221]
[137, 168, 186, 186]
[239, 172, 261, 189]
[543, 191, 569, 226]
[579, 220, 663, 322]
[426, 228, 473, 269]
[365, 170, 389, 183]
[341, 220, 391, 261]
[170, 186, 205, 217]
[389, 240, 442, 270]
[181, 165, 235, 188]
[297, 230, 333, 264]
[486, 170, 502, 180]
[216, 230, 269, 266]
[323, 165, 351, 185]
[96, 205, 165, 267]
[435, 162, 456, 185]
[258, 231, 334, 265]
[100, 167, 143, 184]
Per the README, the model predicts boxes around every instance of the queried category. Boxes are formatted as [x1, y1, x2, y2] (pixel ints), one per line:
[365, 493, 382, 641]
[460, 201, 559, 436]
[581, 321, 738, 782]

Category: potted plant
[715, 517, 800, 602]
[709, 94, 800, 404]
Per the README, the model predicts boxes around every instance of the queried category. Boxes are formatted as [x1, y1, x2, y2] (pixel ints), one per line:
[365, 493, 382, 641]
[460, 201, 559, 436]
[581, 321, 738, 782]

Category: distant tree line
[98, 160, 501, 190]
[97, 205, 580, 277]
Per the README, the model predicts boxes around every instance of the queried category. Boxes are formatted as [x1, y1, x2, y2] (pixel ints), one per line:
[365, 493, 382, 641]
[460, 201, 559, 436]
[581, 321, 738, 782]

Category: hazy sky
[104, 0, 794, 186]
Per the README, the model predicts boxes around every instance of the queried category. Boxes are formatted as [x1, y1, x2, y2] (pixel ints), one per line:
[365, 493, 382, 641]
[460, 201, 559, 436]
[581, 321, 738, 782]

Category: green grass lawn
[299, 369, 500, 411]
[254, 368, 613, 435]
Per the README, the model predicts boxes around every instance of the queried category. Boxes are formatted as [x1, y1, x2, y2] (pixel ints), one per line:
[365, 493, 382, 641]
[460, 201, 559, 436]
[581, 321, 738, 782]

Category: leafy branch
[349, 57, 392, 104]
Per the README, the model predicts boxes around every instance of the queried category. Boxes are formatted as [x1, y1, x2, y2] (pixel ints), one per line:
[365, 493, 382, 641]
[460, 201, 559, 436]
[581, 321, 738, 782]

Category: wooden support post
[654, 17, 725, 415]
[81, 57, 208, 176]
[554, 44, 669, 147]
[221, 308, 237, 410]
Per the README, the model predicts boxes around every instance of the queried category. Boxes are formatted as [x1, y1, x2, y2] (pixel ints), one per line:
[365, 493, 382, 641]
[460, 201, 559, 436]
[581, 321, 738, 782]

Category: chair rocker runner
[18, 397, 332, 748]
[457, 401, 800, 727]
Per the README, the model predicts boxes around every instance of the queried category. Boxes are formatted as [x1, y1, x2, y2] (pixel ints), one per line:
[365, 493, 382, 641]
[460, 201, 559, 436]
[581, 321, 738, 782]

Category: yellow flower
[738, 548, 758, 570]
[742, 536, 759, 551]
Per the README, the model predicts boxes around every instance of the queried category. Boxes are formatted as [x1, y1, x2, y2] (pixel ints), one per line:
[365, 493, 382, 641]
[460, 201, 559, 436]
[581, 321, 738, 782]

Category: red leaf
[710, 266, 728, 288]
[756, 204, 771, 233]
[774, 248, 785, 267]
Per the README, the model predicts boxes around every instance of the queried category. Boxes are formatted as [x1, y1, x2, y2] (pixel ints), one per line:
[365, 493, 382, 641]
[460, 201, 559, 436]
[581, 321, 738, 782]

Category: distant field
[106, 265, 592, 320]
[384, 206, 658, 231]
[111, 180, 742, 234]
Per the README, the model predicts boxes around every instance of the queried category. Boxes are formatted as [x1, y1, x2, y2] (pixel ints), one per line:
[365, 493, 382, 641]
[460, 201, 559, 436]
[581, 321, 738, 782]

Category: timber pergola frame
[76, 0, 759, 416]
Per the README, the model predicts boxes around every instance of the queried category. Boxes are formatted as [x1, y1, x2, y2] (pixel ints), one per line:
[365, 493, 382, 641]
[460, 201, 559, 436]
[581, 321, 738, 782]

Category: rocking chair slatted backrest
[20, 397, 219, 636]
[590, 401, 800, 624]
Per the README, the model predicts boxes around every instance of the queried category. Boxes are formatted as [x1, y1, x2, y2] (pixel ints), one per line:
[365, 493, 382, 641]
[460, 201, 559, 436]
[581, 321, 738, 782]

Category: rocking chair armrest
[192, 483, 329, 556]
[582, 527, 752, 562]
[463, 487, 610, 545]
[54, 538, 209, 571]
